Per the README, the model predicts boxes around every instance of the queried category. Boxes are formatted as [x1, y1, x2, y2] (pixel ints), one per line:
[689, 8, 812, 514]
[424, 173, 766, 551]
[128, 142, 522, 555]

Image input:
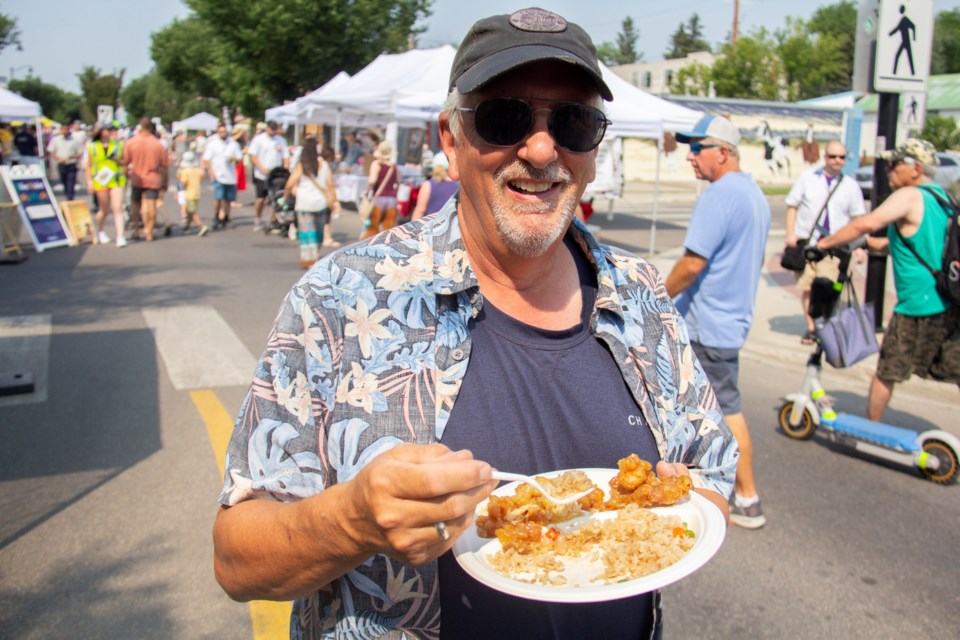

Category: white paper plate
[452, 467, 726, 603]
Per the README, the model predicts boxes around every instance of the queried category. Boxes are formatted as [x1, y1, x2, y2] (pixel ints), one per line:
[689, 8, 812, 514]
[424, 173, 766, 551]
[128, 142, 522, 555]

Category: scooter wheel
[778, 401, 815, 440]
[921, 439, 959, 485]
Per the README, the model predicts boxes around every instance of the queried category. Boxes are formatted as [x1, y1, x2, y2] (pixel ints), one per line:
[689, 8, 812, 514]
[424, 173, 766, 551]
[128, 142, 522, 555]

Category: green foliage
[8, 77, 82, 122]
[932, 9, 960, 75]
[665, 13, 710, 59]
[77, 67, 125, 124]
[669, 62, 712, 96]
[710, 29, 787, 101]
[167, 0, 432, 116]
[917, 114, 960, 151]
[615, 17, 641, 64]
[121, 71, 209, 125]
[670, 1, 856, 100]
[0, 11, 21, 53]
[598, 17, 642, 66]
[775, 17, 850, 101]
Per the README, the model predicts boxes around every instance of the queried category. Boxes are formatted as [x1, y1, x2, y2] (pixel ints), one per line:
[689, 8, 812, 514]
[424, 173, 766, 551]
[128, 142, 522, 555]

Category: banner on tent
[584, 137, 624, 200]
[0, 164, 71, 252]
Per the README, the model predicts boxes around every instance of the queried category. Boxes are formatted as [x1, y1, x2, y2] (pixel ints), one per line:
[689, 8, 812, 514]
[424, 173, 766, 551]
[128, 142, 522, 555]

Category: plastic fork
[491, 471, 596, 505]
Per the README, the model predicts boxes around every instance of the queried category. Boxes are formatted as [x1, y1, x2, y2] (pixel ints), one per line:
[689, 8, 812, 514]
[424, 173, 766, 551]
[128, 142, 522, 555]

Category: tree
[932, 9, 960, 75]
[122, 71, 208, 125]
[669, 62, 712, 96]
[918, 114, 960, 151]
[8, 77, 82, 122]
[77, 67, 125, 124]
[710, 29, 787, 101]
[596, 17, 642, 66]
[775, 17, 849, 101]
[665, 13, 711, 59]
[616, 17, 641, 64]
[0, 11, 21, 54]
[174, 0, 432, 115]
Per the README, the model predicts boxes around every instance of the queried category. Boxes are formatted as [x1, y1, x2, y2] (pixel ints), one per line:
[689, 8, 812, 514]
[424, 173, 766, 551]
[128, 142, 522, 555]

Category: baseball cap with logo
[674, 115, 741, 147]
[878, 138, 939, 166]
[449, 8, 613, 101]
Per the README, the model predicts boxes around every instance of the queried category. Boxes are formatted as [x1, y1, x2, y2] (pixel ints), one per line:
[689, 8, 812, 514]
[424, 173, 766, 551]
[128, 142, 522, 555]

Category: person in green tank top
[818, 138, 959, 422]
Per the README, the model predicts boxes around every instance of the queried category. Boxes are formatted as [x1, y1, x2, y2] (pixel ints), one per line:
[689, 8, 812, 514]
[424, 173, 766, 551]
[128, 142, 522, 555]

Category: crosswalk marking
[0, 314, 51, 407]
[190, 389, 292, 640]
[142, 305, 256, 390]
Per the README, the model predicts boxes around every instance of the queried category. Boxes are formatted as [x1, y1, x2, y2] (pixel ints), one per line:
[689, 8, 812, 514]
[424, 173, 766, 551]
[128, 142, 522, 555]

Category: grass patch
[761, 185, 792, 196]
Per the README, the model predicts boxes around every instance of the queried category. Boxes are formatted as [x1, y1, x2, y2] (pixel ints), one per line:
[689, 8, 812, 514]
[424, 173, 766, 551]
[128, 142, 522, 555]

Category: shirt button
[451, 348, 465, 361]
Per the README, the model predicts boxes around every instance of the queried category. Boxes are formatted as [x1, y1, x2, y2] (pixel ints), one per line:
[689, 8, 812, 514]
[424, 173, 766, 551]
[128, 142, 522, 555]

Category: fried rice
[485, 504, 695, 587]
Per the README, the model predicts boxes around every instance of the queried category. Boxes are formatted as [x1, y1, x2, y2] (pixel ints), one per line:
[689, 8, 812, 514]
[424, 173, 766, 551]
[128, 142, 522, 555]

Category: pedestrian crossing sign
[874, 0, 935, 93]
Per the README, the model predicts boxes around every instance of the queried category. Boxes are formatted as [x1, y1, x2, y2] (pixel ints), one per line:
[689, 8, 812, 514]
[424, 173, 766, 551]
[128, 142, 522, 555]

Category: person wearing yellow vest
[86, 122, 128, 247]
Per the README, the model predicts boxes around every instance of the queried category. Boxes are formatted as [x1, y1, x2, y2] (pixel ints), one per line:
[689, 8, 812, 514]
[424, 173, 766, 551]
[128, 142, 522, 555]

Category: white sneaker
[98, 231, 111, 244]
[116, 237, 128, 248]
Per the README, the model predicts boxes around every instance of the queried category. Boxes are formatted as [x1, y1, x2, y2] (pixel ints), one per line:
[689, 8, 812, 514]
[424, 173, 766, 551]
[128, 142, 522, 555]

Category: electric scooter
[778, 248, 960, 484]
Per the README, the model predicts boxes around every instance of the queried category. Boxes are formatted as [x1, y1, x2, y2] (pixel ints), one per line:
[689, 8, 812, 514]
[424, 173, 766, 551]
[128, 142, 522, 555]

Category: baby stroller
[265, 166, 295, 235]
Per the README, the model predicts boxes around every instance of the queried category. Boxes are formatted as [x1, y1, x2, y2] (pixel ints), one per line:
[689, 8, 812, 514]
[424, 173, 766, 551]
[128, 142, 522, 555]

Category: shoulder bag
[781, 175, 844, 272]
[818, 278, 879, 368]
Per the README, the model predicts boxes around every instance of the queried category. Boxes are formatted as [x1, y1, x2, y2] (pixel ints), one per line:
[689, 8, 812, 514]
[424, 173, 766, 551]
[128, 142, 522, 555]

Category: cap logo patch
[509, 8, 567, 33]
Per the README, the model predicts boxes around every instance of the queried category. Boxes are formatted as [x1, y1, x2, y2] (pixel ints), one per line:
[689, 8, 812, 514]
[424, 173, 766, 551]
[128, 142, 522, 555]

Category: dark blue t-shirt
[438, 237, 661, 640]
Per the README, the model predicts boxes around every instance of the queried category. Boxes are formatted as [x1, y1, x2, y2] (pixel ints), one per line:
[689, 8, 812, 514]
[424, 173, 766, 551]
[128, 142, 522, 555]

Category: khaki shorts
[186, 199, 198, 214]
[876, 307, 960, 383]
[794, 255, 841, 292]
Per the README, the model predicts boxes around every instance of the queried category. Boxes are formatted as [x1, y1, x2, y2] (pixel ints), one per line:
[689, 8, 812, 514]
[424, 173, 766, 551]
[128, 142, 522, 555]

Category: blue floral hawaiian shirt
[219, 195, 738, 639]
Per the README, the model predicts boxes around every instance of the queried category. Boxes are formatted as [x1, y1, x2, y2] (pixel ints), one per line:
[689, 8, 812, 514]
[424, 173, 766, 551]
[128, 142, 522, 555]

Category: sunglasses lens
[471, 98, 607, 152]
[473, 98, 531, 147]
[551, 104, 607, 152]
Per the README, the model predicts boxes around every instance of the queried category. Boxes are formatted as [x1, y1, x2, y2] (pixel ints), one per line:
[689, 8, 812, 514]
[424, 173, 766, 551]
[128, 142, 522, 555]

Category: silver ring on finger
[435, 521, 449, 541]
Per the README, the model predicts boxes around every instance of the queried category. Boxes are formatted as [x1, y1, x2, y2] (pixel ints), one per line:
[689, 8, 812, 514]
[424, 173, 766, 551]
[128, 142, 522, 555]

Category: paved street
[1, 180, 958, 639]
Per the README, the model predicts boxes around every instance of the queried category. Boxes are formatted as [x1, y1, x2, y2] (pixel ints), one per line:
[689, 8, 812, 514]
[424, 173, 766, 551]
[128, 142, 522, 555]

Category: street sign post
[873, 0, 935, 93]
[900, 91, 927, 134]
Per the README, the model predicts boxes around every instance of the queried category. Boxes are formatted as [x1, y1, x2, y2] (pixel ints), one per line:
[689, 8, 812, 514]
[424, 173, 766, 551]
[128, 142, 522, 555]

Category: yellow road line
[190, 390, 292, 639]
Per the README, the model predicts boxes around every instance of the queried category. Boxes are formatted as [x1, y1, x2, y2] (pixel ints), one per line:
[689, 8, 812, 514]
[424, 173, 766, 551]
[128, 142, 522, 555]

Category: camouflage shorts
[876, 307, 960, 383]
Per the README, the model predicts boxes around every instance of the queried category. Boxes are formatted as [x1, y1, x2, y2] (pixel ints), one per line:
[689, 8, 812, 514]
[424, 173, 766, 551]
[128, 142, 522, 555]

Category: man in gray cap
[213, 9, 736, 638]
[666, 114, 771, 530]
[818, 138, 959, 421]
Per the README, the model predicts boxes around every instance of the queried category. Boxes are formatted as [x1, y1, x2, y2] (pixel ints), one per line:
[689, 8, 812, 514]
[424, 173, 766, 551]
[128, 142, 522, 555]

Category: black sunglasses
[826, 154, 846, 160]
[458, 97, 611, 153]
[689, 142, 720, 155]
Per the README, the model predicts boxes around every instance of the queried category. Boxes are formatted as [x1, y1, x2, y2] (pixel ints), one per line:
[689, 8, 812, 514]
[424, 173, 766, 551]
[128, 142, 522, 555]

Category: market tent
[600, 64, 702, 136]
[172, 111, 219, 133]
[265, 71, 352, 125]
[0, 87, 42, 120]
[299, 45, 457, 127]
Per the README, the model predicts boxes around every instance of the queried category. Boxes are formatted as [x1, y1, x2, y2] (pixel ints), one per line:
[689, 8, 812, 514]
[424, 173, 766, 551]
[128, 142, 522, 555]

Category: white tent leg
[650, 138, 662, 258]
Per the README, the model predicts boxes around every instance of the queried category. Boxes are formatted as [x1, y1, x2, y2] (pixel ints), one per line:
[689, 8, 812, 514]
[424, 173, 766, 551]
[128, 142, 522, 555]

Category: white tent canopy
[600, 64, 702, 137]
[172, 111, 219, 133]
[265, 71, 352, 125]
[0, 87, 42, 120]
[298, 45, 457, 128]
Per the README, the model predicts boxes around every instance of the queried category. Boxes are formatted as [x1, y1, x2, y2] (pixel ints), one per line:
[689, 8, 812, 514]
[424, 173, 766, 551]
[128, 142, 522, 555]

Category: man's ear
[438, 112, 460, 181]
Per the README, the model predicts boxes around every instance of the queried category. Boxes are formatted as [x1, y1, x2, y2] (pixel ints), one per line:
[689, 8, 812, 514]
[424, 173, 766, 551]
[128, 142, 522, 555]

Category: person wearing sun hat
[819, 137, 960, 423]
[360, 140, 399, 238]
[666, 113, 771, 530]
[214, 9, 737, 638]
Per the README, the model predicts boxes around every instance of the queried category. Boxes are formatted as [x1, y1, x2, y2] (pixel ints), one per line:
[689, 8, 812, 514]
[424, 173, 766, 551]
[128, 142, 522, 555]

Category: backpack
[894, 185, 960, 306]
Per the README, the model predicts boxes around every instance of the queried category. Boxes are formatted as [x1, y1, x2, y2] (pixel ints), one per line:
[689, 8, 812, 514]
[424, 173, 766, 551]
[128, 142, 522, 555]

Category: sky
[4, 0, 960, 95]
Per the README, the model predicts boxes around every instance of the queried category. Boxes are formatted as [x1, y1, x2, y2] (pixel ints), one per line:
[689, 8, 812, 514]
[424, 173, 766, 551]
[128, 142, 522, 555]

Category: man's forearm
[214, 483, 371, 602]
[665, 253, 707, 297]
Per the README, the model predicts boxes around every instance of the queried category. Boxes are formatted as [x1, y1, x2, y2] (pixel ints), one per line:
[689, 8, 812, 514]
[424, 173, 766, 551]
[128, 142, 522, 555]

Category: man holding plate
[213, 8, 737, 639]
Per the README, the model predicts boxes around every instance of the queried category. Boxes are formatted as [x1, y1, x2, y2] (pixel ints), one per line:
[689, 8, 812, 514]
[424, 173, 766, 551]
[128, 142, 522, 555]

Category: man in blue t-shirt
[666, 114, 771, 529]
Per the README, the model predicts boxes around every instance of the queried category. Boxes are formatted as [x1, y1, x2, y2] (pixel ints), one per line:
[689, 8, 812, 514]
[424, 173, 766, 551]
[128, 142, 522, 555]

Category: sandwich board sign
[0, 164, 71, 252]
[874, 0, 935, 93]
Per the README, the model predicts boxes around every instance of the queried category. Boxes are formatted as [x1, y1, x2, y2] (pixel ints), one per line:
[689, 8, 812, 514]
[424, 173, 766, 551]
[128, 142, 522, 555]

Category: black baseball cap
[449, 8, 613, 101]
